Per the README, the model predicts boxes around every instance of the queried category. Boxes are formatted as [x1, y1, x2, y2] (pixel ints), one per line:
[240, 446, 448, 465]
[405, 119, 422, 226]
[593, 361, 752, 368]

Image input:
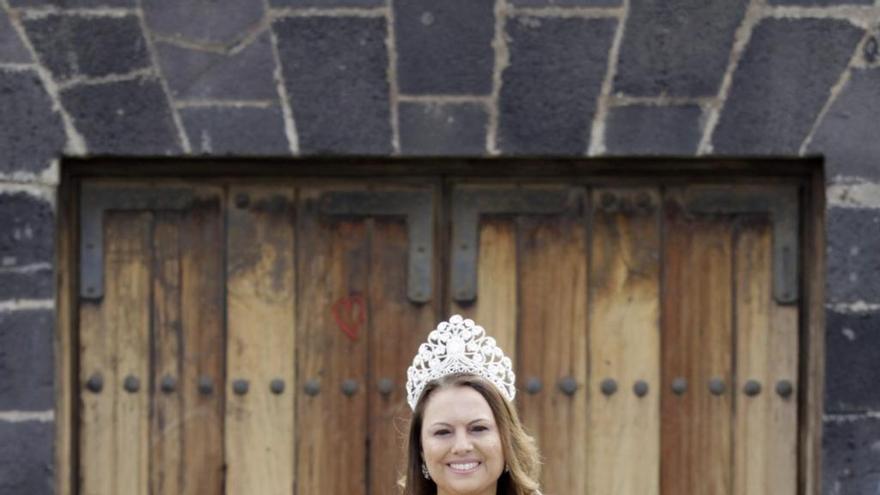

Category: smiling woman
[401, 316, 542, 495]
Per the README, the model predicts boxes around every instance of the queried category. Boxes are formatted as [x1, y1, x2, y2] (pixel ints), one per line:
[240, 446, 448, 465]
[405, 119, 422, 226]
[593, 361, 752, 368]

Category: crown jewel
[406, 314, 516, 410]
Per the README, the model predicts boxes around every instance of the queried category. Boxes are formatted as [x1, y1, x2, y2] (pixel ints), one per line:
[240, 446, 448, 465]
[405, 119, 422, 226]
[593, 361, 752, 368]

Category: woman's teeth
[449, 462, 479, 471]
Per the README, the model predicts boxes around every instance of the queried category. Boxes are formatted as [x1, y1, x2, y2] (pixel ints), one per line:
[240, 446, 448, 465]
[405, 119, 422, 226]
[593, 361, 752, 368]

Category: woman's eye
[434, 429, 450, 436]
[471, 425, 488, 433]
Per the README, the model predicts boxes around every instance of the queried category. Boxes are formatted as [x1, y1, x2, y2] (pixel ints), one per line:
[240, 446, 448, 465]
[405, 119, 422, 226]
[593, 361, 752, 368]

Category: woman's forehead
[422, 386, 495, 425]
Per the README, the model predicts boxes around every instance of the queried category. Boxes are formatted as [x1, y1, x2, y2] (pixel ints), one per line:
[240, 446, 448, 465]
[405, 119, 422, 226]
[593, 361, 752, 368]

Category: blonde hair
[400, 373, 541, 495]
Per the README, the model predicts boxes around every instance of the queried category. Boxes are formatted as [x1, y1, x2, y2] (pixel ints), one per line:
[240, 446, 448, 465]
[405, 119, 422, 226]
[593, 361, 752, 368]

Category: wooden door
[75, 178, 802, 495]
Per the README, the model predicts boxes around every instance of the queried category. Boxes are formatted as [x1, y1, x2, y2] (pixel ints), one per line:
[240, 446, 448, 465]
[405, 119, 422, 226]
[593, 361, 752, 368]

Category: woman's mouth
[447, 461, 481, 473]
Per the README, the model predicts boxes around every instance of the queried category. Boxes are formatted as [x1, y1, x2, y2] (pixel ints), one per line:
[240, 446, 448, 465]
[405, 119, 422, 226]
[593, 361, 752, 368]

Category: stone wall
[1, 0, 879, 493]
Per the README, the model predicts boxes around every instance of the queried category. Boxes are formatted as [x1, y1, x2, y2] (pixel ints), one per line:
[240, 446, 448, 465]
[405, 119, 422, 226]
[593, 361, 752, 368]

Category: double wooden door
[75, 178, 802, 495]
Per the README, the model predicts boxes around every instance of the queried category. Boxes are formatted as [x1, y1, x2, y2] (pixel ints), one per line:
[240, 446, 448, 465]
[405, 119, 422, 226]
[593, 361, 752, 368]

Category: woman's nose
[452, 431, 473, 453]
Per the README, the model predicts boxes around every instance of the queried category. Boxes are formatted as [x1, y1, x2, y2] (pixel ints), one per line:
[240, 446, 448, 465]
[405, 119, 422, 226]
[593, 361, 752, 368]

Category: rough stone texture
[60, 77, 182, 155]
[826, 310, 880, 412]
[614, 0, 748, 97]
[156, 34, 277, 101]
[0, 270, 53, 301]
[509, 0, 619, 5]
[771, 0, 871, 4]
[22, 14, 151, 83]
[0, 11, 31, 64]
[143, 0, 265, 46]
[605, 104, 702, 155]
[808, 69, 880, 179]
[0, 421, 54, 495]
[8, 0, 135, 6]
[274, 16, 391, 154]
[827, 208, 880, 305]
[394, 0, 495, 95]
[0, 310, 54, 411]
[712, 18, 863, 154]
[822, 416, 880, 494]
[268, 0, 383, 6]
[399, 101, 488, 155]
[0, 193, 54, 269]
[0, 71, 66, 176]
[498, 16, 616, 154]
[180, 106, 290, 155]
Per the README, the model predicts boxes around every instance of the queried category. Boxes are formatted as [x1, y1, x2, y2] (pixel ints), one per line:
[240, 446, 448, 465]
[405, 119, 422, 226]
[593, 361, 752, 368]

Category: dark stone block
[0, 71, 66, 176]
[0, 193, 54, 268]
[498, 16, 616, 155]
[0, 310, 54, 411]
[60, 77, 183, 155]
[181, 106, 290, 155]
[823, 415, 880, 494]
[274, 16, 392, 154]
[510, 0, 619, 5]
[143, 0, 265, 46]
[9, 0, 134, 6]
[712, 18, 862, 154]
[605, 104, 702, 155]
[399, 101, 488, 155]
[0, 11, 31, 64]
[826, 310, 880, 412]
[0, 270, 54, 301]
[614, 0, 747, 96]
[22, 14, 150, 83]
[827, 208, 880, 305]
[394, 0, 495, 95]
[269, 0, 382, 6]
[808, 69, 880, 178]
[156, 34, 277, 101]
[771, 0, 871, 4]
[0, 421, 54, 495]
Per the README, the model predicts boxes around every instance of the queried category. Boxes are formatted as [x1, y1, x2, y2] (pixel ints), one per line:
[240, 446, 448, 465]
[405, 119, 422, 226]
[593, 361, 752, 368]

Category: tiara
[406, 314, 516, 410]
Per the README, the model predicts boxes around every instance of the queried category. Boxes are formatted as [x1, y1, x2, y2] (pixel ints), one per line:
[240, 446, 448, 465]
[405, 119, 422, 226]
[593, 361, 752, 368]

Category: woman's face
[420, 386, 505, 495]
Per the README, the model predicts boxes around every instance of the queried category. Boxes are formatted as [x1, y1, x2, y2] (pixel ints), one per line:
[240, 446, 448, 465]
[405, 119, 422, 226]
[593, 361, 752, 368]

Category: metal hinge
[451, 187, 577, 303]
[684, 186, 800, 304]
[320, 190, 434, 304]
[79, 184, 196, 301]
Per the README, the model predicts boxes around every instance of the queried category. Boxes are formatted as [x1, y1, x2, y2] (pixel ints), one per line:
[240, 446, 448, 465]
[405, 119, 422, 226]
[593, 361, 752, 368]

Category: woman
[401, 315, 542, 495]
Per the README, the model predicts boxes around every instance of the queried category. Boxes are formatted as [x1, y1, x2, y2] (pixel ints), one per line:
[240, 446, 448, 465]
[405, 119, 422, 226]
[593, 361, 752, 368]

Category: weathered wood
[368, 215, 439, 494]
[80, 212, 151, 495]
[150, 213, 183, 495]
[517, 213, 588, 495]
[226, 187, 296, 495]
[587, 188, 661, 495]
[178, 196, 226, 495]
[296, 188, 369, 494]
[661, 196, 734, 495]
[733, 219, 798, 495]
[57, 181, 75, 495]
[803, 172, 825, 495]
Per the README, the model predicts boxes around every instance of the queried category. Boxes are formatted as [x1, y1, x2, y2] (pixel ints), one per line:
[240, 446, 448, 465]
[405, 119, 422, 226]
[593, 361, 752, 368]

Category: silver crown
[406, 314, 516, 410]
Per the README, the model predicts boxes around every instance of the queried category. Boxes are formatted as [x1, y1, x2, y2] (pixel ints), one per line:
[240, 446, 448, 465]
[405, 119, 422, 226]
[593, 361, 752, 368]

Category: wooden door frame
[55, 157, 826, 495]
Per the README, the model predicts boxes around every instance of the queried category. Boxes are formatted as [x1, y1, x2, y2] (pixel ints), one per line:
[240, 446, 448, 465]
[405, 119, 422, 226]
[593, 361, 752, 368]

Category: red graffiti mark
[332, 294, 366, 341]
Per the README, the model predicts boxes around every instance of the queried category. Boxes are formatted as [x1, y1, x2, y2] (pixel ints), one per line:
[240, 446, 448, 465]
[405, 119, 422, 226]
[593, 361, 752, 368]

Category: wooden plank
[368, 215, 439, 494]
[150, 213, 184, 495]
[296, 188, 370, 494]
[179, 195, 225, 495]
[661, 196, 734, 495]
[226, 187, 296, 495]
[733, 218, 798, 495]
[57, 181, 75, 495]
[587, 188, 661, 495]
[452, 218, 518, 367]
[803, 173, 824, 495]
[80, 211, 151, 495]
[517, 212, 588, 494]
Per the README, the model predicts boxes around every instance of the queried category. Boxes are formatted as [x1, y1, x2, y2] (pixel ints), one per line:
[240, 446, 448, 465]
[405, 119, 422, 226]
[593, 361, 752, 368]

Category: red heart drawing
[332, 294, 367, 341]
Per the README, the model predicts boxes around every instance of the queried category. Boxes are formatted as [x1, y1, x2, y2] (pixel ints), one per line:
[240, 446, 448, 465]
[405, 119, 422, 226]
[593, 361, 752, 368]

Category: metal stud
[270, 379, 285, 395]
[599, 192, 617, 212]
[600, 378, 618, 396]
[377, 378, 394, 396]
[776, 380, 794, 398]
[743, 380, 761, 397]
[86, 373, 103, 393]
[525, 377, 542, 395]
[709, 378, 726, 396]
[342, 379, 359, 397]
[234, 193, 250, 209]
[232, 379, 249, 396]
[304, 379, 320, 396]
[198, 376, 214, 395]
[671, 377, 687, 395]
[123, 375, 140, 393]
[633, 380, 649, 398]
[558, 376, 577, 396]
[160, 375, 176, 394]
